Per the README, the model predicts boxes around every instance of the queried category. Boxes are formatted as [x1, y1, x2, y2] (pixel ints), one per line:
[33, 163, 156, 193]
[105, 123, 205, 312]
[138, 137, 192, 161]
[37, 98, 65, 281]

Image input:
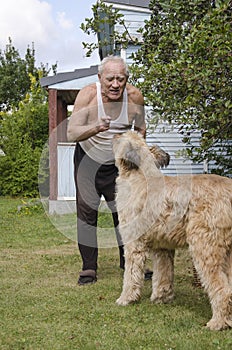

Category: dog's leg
[150, 249, 175, 304]
[189, 241, 232, 331]
[225, 247, 232, 323]
[116, 242, 146, 306]
[227, 248, 232, 287]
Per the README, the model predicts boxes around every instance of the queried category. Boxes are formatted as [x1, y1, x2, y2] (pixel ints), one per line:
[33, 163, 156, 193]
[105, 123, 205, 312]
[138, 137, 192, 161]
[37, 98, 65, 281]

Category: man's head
[98, 56, 129, 102]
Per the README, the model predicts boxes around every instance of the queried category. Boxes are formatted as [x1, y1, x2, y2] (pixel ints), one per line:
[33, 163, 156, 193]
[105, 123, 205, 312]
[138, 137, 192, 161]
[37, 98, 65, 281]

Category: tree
[0, 39, 57, 196]
[80, 0, 135, 59]
[0, 38, 56, 111]
[132, 0, 232, 175]
[0, 73, 49, 196]
[81, 0, 232, 175]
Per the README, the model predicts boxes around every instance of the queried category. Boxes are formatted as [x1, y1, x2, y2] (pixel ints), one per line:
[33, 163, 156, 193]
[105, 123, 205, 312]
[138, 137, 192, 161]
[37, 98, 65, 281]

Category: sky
[0, 0, 100, 73]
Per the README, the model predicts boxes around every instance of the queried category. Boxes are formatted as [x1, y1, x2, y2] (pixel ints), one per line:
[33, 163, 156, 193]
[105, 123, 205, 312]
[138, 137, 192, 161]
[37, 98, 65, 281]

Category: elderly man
[67, 56, 147, 285]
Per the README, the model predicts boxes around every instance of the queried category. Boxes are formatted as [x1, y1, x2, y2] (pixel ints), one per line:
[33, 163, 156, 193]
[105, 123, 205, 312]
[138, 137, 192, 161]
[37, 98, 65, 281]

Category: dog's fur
[113, 131, 232, 331]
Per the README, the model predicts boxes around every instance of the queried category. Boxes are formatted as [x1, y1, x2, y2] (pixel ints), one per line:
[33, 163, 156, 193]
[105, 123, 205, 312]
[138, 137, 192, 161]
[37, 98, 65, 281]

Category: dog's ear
[121, 142, 141, 170]
[149, 145, 170, 168]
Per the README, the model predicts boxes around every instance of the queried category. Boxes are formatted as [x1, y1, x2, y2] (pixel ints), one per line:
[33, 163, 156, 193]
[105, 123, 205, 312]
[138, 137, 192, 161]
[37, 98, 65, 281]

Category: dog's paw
[116, 297, 130, 306]
[150, 292, 174, 304]
[116, 296, 136, 306]
[206, 317, 232, 331]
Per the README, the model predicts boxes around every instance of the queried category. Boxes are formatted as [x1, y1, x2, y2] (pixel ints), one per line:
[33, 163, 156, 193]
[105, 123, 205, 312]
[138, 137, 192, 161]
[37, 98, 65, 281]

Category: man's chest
[87, 97, 137, 122]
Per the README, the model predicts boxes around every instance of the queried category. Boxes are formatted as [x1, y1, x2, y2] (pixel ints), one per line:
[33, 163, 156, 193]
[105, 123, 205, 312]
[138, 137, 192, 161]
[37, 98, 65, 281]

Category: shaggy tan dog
[112, 131, 232, 331]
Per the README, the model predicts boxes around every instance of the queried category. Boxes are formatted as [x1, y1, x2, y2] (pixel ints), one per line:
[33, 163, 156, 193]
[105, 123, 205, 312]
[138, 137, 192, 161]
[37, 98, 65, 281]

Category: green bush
[0, 139, 42, 196]
[0, 75, 48, 196]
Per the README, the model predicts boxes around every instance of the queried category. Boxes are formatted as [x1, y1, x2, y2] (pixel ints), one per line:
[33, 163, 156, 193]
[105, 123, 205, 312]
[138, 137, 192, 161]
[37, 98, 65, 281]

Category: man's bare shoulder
[76, 83, 97, 104]
[126, 84, 144, 105]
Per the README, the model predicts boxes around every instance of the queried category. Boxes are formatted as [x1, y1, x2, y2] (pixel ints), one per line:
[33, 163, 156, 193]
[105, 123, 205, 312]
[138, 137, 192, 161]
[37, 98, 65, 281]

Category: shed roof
[40, 65, 99, 105]
[104, 0, 150, 8]
[40, 65, 98, 89]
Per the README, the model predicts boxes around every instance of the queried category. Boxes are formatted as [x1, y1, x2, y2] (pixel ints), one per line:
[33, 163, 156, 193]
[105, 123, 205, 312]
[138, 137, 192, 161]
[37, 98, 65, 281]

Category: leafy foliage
[82, 0, 232, 176]
[0, 38, 56, 111]
[131, 0, 232, 175]
[80, 0, 137, 58]
[0, 39, 57, 196]
[0, 74, 48, 196]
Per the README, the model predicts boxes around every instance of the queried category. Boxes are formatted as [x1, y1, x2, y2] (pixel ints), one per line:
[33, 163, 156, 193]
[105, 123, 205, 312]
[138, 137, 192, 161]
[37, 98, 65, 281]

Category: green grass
[0, 197, 231, 350]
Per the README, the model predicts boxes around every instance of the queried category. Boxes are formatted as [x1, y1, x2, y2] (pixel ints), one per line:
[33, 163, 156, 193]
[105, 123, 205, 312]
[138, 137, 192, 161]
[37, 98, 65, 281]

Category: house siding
[114, 9, 150, 41]
[56, 125, 210, 201]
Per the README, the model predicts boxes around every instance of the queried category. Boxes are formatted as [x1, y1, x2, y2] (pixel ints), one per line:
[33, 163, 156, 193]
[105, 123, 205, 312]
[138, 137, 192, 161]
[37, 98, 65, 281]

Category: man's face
[98, 61, 128, 101]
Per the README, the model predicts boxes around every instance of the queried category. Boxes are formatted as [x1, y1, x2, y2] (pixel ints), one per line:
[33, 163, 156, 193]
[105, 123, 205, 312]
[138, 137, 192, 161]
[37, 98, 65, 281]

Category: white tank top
[80, 82, 131, 164]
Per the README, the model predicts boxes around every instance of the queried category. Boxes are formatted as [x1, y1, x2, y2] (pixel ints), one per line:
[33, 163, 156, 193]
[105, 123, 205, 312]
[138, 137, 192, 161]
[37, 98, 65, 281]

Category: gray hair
[98, 56, 129, 77]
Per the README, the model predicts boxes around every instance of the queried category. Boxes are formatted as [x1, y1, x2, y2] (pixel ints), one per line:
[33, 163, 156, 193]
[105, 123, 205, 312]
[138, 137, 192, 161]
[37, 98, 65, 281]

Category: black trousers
[74, 143, 124, 272]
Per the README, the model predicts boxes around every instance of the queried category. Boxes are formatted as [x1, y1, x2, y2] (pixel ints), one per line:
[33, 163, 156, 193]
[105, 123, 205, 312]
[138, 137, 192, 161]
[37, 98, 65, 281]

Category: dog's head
[112, 131, 170, 174]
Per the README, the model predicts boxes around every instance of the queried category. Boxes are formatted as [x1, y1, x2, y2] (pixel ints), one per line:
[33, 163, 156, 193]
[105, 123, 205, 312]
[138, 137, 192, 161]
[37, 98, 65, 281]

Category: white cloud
[0, 0, 56, 49]
[57, 12, 74, 29]
[0, 0, 99, 72]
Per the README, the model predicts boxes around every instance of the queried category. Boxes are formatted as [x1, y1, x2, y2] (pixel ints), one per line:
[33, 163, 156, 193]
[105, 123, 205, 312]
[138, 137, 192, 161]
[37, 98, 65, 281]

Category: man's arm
[131, 86, 146, 138]
[67, 85, 111, 142]
[134, 106, 146, 138]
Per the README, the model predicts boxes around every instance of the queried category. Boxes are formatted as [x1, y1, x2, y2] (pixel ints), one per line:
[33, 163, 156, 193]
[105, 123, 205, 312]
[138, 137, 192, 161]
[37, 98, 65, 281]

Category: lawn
[0, 197, 231, 350]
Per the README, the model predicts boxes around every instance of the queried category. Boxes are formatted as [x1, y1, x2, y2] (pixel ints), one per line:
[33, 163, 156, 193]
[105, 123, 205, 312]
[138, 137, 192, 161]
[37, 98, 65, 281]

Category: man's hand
[98, 116, 111, 132]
